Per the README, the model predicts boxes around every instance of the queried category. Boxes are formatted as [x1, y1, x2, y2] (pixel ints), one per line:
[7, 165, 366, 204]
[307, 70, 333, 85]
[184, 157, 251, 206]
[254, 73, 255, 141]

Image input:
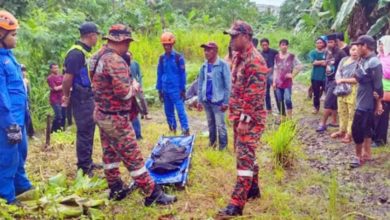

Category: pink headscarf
[379, 36, 390, 79]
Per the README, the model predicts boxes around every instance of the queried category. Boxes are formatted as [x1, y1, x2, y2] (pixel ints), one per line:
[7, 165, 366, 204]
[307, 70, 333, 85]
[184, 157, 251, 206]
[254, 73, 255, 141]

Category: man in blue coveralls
[156, 32, 190, 135]
[0, 10, 33, 204]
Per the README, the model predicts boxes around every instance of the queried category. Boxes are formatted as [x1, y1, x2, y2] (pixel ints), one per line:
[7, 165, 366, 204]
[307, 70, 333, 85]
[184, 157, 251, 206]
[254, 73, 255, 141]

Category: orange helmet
[0, 10, 19, 31]
[160, 32, 175, 44]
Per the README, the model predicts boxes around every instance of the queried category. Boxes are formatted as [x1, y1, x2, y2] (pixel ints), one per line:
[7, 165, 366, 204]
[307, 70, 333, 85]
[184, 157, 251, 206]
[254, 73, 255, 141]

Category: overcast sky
[252, 0, 286, 6]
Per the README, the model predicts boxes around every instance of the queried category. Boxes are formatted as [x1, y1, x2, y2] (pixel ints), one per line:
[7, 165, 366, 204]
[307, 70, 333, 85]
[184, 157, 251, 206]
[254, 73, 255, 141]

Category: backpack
[159, 53, 182, 71]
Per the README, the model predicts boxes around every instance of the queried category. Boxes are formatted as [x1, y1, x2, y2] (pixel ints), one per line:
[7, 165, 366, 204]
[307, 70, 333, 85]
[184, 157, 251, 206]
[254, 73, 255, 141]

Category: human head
[349, 44, 359, 59]
[260, 38, 270, 51]
[351, 35, 376, 57]
[315, 37, 327, 50]
[201, 42, 218, 63]
[279, 39, 289, 53]
[79, 22, 101, 47]
[49, 63, 59, 74]
[327, 33, 337, 50]
[160, 32, 175, 54]
[223, 20, 253, 52]
[103, 24, 134, 56]
[0, 10, 19, 49]
[252, 38, 259, 48]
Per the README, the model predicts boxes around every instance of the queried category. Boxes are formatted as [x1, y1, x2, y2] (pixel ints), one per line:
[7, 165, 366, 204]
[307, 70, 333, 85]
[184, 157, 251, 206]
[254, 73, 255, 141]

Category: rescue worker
[0, 10, 33, 204]
[156, 32, 190, 135]
[90, 24, 177, 205]
[219, 20, 268, 217]
[62, 22, 101, 176]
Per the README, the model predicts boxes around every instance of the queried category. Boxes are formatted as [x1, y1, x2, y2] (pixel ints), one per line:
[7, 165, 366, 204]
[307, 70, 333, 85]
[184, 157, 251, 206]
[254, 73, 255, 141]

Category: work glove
[180, 90, 186, 101]
[159, 91, 164, 103]
[6, 124, 22, 145]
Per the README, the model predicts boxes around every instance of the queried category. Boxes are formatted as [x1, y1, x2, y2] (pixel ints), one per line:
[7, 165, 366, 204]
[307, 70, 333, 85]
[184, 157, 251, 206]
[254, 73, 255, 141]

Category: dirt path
[293, 83, 390, 219]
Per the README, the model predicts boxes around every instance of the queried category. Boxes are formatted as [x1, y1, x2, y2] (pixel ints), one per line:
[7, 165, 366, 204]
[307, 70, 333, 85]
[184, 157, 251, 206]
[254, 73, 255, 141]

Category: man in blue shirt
[156, 32, 190, 135]
[0, 10, 33, 204]
[197, 42, 231, 150]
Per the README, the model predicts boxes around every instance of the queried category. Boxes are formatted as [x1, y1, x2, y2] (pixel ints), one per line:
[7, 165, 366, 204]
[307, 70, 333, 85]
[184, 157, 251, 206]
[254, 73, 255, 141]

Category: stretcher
[145, 135, 195, 187]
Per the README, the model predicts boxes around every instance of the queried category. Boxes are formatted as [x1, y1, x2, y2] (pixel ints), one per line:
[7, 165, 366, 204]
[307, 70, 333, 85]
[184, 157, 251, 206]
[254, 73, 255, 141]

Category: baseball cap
[79, 22, 101, 35]
[223, 20, 253, 36]
[351, 35, 376, 49]
[200, 41, 218, 49]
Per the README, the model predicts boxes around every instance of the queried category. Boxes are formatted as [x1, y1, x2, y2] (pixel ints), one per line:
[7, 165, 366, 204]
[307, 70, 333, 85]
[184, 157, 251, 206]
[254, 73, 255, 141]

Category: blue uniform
[156, 50, 189, 131]
[0, 48, 32, 203]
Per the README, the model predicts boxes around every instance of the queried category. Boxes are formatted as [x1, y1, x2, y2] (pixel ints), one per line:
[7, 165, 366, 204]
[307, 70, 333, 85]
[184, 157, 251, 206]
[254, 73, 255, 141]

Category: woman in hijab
[372, 35, 390, 147]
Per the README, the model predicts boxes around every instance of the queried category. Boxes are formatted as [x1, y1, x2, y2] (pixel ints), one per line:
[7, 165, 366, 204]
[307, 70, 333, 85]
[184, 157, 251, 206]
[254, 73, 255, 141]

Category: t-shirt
[355, 53, 383, 112]
[47, 74, 63, 105]
[206, 63, 213, 102]
[261, 48, 278, 70]
[63, 41, 92, 87]
[274, 53, 301, 88]
[309, 49, 327, 81]
[326, 47, 347, 81]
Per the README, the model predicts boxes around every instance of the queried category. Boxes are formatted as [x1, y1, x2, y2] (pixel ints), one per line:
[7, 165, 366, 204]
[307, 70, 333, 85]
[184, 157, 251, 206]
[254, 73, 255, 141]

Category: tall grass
[264, 120, 297, 168]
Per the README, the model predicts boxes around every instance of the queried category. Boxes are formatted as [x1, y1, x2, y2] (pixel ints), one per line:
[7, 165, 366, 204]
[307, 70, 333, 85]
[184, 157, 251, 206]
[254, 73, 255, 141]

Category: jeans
[71, 86, 96, 173]
[275, 87, 292, 116]
[131, 117, 142, 139]
[265, 73, 278, 111]
[203, 102, 228, 150]
[51, 104, 66, 132]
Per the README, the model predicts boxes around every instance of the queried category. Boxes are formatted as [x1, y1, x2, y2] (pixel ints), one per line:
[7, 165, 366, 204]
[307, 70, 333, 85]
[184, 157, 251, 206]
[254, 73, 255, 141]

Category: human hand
[237, 121, 249, 134]
[61, 96, 70, 107]
[6, 124, 22, 145]
[220, 104, 228, 112]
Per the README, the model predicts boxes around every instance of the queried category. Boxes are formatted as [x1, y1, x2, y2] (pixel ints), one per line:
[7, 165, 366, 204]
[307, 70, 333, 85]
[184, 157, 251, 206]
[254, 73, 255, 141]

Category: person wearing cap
[156, 32, 190, 135]
[0, 10, 33, 204]
[62, 22, 101, 176]
[196, 42, 231, 150]
[350, 35, 384, 168]
[309, 37, 328, 114]
[316, 33, 347, 132]
[90, 24, 177, 205]
[260, 38, 279, 114]
[219, 20, 268, 217]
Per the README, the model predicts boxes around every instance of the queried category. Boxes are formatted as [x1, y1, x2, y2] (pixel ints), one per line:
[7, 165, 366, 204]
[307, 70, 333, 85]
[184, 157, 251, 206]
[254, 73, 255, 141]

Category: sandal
[331, 131, 345, 138]
[341, 134, 352, 143]
[350, 157, 361, 169]
[327, 123, 339, 128]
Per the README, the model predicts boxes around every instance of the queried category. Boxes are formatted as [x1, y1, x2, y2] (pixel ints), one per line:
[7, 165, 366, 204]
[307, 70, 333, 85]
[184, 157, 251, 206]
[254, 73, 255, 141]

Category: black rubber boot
[144, 185, 177, 206]
[169, 125, 177, 134]
[109, 181, 131, 201]
[247, 184, 261, 200]
[182, 129, 190, 136]
[218, 204, 243, 217]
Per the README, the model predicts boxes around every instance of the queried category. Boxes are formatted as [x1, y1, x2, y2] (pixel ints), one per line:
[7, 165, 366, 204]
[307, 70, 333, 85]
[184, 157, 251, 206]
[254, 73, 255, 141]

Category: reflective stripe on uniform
[130, 166, 147, 177]
[104, 162, 120, 170]
[237, 170, 253, 177]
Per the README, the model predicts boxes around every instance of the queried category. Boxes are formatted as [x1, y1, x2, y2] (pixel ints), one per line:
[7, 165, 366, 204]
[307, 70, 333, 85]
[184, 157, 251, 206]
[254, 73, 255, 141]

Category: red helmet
[160, 32, 175, 44]
[0, 10, 19, 31]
